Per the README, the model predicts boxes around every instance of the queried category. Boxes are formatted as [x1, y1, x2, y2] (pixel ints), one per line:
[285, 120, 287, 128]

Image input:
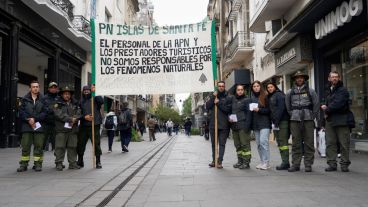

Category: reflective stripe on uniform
[239, 151, 251, 156]
[20, 156, 30, 161]
[279, 146, 289, 151]
[34, 156, 42, 162]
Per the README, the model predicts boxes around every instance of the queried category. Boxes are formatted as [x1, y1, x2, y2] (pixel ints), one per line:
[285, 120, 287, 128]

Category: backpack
[104, 116, 114, 130]
[119, 110, 131, 130]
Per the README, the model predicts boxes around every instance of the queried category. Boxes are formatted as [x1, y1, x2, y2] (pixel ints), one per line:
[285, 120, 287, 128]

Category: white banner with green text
[91, 20, 216, 95]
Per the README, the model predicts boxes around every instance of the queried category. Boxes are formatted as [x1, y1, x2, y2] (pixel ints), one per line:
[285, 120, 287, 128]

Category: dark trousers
[290, 121, 315, 167]
[107, 130, 115, 151]
[77, 125, 102, 157]
[210, 128, 230, 162]
[325, 122, 351, 167]
[149, 129, 155, 141]
[120, 129, 132, 148]
[55, 132, 77, 164]
[43, 124, 56, 150]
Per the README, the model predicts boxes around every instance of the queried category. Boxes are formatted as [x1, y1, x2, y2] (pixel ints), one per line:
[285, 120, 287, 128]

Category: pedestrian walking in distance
[230, 84, 252, 169]
[103, 109, 117, 152]
[184, 118, 192, 136]
[53, 86, 81, 171]
[118, 102, 133, 153]
[166, 119, 173, 136]
[321, 71, 355, 172]
[206, 81, 232, 169]
[17, 80, 47, 172]
[147, 116, 157, 141]
[266, 82, 290, 170]
[41, 81, 59, 151]
[77, 85, 104, 169]
[250, 81, 272, 170]
[286, 71, 320, 172]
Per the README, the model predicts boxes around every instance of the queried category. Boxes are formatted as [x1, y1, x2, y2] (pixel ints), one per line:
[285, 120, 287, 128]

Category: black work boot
[276, 163, 290, 170]
[217, 161, 223, 169]
[305, 166, 312, 172]
[209, 161, 215, 168]
[77, 156, 84, 168]
[239, 159, 250, 170]
[325, 165, 337, 172]
[233, 157, 242, 168]
[96, 156, 102, 169]
[56, 163, 63, 171]
[341, 166, 349, 172]
[288, 165, 300, 172]
[17, 165, 28, 172]
[34, 162, 42, 172]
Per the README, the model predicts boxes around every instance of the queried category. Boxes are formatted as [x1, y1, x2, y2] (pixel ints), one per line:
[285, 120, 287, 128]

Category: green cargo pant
[273, 121, 290, 165]
[19, 132, 45, 167]
[233, 129, 251, 164]
[290, 121, 315, 167]
[325, 121, 351, 167]
[77, 125, 102, 157]
[55, 132, 78, 165]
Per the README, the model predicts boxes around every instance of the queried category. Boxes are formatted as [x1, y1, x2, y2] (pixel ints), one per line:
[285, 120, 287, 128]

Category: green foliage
[182, 95, 192, 118]
[154, 104, 182, 124]
[191, 128, 200, 135]
[131, 128, 143, 142]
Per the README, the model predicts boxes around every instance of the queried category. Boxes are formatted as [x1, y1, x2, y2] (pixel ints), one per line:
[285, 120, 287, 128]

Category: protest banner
[91, 20, 216, 95]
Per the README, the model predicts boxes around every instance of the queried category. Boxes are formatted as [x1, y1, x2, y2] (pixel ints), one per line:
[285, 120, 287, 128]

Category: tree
[182, 95, 192, 118]
[154, 104, 182, 124]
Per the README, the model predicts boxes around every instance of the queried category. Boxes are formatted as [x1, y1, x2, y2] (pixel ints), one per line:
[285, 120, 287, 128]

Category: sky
[151, 0, 208, 113]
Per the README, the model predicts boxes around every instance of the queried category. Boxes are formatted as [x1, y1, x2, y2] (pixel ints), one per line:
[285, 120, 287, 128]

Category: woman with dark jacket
[230, 85, 252, 169]
[266, 82, 290, 170]
[250, 81, 271, 170]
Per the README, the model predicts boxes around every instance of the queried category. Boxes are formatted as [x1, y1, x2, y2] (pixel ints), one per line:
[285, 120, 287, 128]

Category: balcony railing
[50, 0, 91, 37]
[50, 0, 74, 20]
[226, 31, 254, 59]
[72, 15, 91, 36]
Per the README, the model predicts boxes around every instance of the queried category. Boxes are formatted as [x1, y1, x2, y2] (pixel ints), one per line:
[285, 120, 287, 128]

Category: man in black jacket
[321, 71, 352, 172]
[266, 82, 290, 170]
[206, 81, 232, 169]
[41, 82, 59, 151]
[77, 85, 104, 169]
[118, 102, 132, 152]
[17, 80, 47, 172]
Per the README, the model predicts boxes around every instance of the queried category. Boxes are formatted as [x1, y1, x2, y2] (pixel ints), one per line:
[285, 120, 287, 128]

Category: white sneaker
[337, 153, 341, 158]
[108, 150, 112, 153]
[260, 163, 270, 170]
[256, 163, 263, 169]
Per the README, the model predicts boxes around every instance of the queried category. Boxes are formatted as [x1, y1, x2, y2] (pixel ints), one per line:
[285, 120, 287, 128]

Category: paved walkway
[0, 133, 170, 207]
[0, 133, 368, 207]
[126, 134, 368, 207]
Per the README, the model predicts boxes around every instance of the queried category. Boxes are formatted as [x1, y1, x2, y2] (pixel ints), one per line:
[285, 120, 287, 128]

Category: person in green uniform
[53, 86, 81, 171]
[17, 80, 47, 172]
[230, 84, 252, 169]
[266, 82, 290, 170]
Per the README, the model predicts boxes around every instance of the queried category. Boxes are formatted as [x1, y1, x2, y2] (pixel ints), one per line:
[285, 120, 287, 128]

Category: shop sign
[315, 0, 363, 40]
[276, 48, 296, 67]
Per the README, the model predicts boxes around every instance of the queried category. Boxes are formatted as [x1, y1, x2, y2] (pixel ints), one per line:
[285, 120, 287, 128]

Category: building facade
[0, 0, 139, 148]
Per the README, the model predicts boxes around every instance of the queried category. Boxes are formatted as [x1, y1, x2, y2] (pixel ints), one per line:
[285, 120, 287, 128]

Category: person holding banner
[77, 85, 104, 169]
[229, 84, 252, 169]
[206, 81, 232, 169]
[250, 81, 272, 170]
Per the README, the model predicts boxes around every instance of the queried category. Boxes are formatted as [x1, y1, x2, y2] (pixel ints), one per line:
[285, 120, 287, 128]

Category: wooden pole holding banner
[91, 90, 96, 169]
[91, 18, 97, 169]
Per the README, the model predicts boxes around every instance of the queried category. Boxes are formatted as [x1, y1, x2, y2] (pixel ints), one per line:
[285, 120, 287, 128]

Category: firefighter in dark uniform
[53, 86, 81, 171]
[42, 82, 59, 151]
[17, 80, 47, 172]
[77, 85, 104, 169]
